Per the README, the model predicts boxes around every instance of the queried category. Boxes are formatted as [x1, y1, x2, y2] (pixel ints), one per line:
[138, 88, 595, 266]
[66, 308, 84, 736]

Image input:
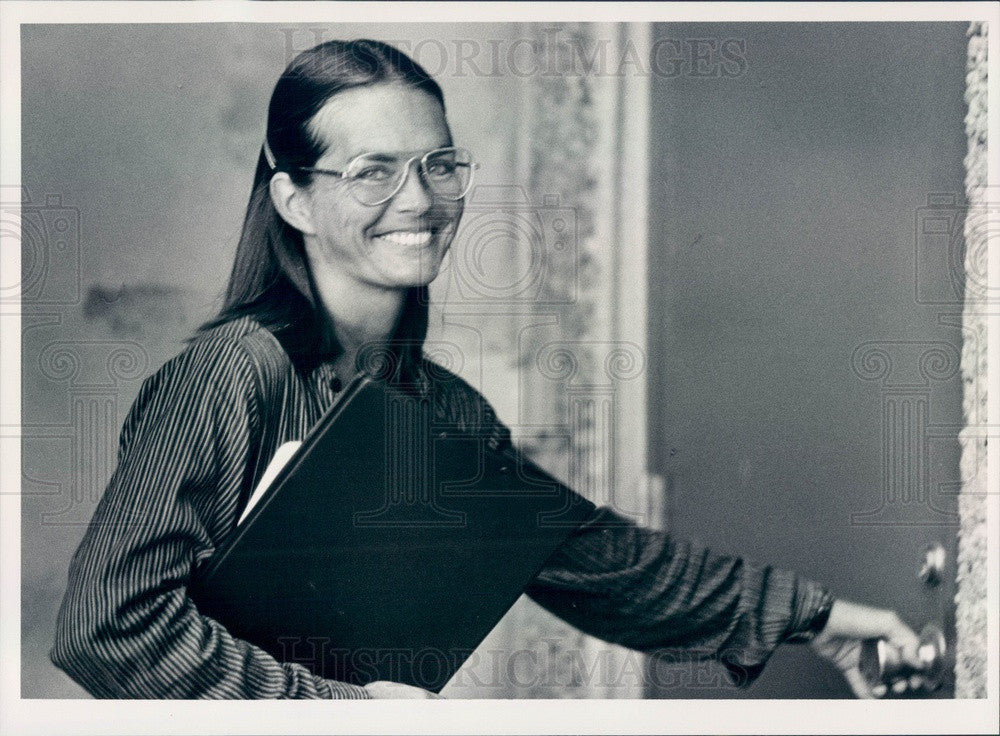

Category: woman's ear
[269, 172, 316, 236]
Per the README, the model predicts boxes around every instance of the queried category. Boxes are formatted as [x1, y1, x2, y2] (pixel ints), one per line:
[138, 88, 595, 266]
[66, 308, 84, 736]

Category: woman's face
[296, 83, 462, 293]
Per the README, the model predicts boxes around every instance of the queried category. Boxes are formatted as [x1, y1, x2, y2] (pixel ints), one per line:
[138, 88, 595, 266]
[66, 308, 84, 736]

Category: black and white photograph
[1, 2, 997, 734]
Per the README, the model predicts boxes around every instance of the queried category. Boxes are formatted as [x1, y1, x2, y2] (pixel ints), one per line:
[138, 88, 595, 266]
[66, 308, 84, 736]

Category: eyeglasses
[298, 146, 477, 207]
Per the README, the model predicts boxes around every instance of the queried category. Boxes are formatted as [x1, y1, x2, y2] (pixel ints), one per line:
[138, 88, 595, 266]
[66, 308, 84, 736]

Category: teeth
[379, 231, 432, 246]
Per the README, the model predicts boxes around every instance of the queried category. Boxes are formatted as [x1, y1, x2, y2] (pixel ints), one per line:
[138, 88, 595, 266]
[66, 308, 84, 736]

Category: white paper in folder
[238, 441, 302, 526]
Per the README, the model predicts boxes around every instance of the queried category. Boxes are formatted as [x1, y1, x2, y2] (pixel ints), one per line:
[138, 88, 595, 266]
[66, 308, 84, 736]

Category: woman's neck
[311, 275, 407, 379]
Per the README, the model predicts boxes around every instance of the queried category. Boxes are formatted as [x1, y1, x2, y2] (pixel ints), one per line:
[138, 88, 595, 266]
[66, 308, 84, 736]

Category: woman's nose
[391, 161, 433, 213]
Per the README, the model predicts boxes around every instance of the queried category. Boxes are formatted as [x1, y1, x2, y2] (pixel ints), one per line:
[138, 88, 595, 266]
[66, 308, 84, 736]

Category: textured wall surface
[955, 20, 988, 700]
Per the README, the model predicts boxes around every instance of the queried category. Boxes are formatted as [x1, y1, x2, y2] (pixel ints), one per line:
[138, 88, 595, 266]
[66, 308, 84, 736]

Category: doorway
[645, 22, 967, 698]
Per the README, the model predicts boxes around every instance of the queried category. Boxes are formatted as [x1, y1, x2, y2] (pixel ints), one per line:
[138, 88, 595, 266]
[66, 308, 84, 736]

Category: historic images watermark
[914, 191, 999, 307]
[847, 189, 1000, 526]
[1, 185, 81, 310]
[275, 637, 747, 693]
[6, 186, 155, 528]
[432, 186, 580, 308]
[281, 26, 748, 80]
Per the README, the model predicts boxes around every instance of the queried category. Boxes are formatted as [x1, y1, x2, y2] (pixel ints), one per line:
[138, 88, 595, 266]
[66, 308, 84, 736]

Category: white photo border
[1, 2, 998, 734]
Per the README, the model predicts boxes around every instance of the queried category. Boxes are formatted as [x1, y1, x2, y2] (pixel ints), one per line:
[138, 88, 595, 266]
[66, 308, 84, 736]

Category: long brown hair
[199, 39, 446, 380]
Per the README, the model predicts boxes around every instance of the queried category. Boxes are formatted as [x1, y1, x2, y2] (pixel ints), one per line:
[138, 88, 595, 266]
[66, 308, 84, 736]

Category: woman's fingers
[809, 599, 931, 698]
[841, 666, 877, 699]
[885, 622, 923, 669]
[363, 680, 443, 699]
[823, 601, 923, 668]
[869, 611, 923, 670]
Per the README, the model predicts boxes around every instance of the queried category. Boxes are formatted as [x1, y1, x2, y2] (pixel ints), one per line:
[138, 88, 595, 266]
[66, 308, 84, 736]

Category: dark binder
[189, 373, 595, 692]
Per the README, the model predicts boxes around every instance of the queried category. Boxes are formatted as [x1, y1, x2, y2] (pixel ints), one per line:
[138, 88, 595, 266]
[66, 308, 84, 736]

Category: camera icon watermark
[1, 186, 81, 308]
[914, 191, 999, 306]
[434, 185, 579, 308]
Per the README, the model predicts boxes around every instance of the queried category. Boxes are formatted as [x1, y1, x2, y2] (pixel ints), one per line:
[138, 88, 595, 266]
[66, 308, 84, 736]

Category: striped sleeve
[50, 335, 370, 699]
[435, 376, 832, 688]
[527, 505, 830, 687]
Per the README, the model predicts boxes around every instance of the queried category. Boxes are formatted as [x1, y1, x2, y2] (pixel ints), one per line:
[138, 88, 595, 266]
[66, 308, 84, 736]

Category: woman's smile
[297, 83, 463, 291]
[374, 229, 434, 247]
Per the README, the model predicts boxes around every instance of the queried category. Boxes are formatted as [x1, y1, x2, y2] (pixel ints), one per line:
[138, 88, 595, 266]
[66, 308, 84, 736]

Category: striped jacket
[51, 316, 829, 698]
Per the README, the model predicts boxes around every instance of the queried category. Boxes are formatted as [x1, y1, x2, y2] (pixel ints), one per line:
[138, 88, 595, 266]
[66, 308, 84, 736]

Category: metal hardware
[859, 624, 947, 694]
[918, 542, 947, 587]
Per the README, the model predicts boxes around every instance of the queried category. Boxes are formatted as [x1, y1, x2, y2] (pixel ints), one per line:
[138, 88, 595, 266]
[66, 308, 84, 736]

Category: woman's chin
[374, 249, 448, 288]
[373, 263, 444, 289]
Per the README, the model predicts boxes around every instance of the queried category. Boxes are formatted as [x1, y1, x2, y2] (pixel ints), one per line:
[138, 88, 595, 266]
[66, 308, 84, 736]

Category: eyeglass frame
[295, 146, 478, 207]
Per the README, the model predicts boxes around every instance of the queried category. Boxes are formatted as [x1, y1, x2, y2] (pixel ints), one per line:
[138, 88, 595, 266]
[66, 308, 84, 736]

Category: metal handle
[859, 624, 947, 693]
[919, 542, 947, 587]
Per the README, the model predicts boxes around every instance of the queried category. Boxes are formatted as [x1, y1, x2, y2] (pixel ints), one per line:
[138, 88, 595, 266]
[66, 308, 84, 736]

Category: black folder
[189, 373, 595, 692]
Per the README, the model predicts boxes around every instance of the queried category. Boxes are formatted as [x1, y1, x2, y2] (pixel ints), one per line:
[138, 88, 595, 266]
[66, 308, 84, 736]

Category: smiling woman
[267, 81, 464, 380]
[49, 37, 924, 701]
[199, 40, 457, 383]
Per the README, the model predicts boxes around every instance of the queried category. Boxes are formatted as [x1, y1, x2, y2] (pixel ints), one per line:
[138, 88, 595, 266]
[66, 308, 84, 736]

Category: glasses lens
[422, 148, 473, 200]
[344, 155, 406, 206]
[342, 148, 475, 206]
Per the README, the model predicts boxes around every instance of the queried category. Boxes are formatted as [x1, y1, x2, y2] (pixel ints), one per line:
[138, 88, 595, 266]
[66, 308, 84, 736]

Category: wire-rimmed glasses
[299, 146, 477, 207]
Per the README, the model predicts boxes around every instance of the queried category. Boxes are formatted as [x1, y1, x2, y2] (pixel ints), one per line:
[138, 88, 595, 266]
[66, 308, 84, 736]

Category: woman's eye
[426, 162, 456, 178]
[352, 165, 394, 182]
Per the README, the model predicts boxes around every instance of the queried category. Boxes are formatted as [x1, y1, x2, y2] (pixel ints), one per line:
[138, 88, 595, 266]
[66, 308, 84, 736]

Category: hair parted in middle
[199, 39, 448, 384]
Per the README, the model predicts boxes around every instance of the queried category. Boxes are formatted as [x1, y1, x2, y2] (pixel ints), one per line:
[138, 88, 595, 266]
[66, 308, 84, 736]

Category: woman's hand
[363, 680, 444, 699]
[808, 599, 923, 698]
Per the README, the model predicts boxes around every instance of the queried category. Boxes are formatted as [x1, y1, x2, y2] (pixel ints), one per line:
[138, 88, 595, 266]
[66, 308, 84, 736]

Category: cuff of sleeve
[783, 579, 834, 643]
[718, 566, 815, 688]
[325, 680, 372, 699]
[719, 654, 768, 689]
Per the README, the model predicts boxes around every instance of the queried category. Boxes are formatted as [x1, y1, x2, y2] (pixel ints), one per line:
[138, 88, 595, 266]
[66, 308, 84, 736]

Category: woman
[52, 38, 922, 700]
